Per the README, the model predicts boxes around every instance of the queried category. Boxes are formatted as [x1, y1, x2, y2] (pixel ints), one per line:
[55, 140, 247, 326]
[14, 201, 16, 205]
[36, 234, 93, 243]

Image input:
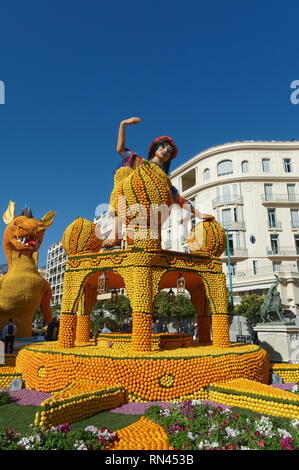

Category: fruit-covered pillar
[76, 284, 98, 344]
[58, 270, 88, 348]
[202, 273, 230, 348]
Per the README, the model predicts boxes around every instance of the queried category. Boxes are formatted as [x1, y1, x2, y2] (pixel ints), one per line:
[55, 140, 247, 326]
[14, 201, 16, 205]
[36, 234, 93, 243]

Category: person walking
[3, 319, 17, 354]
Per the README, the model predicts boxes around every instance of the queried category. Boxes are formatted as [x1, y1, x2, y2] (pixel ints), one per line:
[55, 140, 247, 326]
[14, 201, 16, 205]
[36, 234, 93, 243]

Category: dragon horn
[3, 201, 15, 225]
[40, 210, 56, 228]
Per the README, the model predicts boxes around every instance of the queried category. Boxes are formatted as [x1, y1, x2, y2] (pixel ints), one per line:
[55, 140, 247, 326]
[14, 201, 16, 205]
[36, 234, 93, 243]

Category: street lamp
[177, 274, 186, 294]
[168, 288, 175, 303]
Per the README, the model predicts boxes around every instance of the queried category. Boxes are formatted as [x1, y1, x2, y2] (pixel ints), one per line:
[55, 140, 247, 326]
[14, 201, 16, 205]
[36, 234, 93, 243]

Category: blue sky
[0, 0, 299, 266]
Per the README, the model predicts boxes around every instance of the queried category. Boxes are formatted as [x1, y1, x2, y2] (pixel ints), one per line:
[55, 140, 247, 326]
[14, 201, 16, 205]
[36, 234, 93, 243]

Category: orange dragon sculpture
[0, 201, 56, 338]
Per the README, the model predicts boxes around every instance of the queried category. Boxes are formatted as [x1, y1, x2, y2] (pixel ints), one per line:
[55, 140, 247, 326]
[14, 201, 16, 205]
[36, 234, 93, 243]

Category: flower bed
[34, 381, 125, 431]
[144, 400, 299, 450]
[207, 379, 299, 419]
[0, 424, 119, 450]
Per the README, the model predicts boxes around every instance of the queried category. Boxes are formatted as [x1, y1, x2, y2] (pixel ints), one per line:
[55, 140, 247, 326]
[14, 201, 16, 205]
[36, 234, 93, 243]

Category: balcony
[222, 221, 246, 231]
[267, 247, 299, 258]
[221, 248, 248, 261]
[267, 220, 282, 231]
[261, 194, 299, 205]
[212, 195, 244, 209]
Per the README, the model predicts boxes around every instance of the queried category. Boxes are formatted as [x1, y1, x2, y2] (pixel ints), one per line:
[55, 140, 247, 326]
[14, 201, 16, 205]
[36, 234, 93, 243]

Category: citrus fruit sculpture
[0, 201, 56, 337]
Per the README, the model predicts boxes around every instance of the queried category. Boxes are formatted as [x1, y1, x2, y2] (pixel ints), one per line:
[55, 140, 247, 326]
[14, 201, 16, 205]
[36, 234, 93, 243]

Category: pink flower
[258, 440, 265, 447]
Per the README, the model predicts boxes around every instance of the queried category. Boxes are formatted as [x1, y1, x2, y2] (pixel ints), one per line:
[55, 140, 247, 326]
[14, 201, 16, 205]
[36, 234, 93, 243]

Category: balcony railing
[212, 195, 244, 208]
[291, 221, 299, 230]
[267, 247, 299, 257]
[222, 221, 246, 231]
[262, 194, 299, 204]
[221, 248, 248, 259]
[267, 220, 282, 230]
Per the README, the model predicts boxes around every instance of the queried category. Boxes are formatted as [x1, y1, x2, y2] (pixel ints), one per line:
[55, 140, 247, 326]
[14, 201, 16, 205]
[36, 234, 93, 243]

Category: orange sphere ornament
[187, 220, 227, 257]
[62, 217, 102, 255]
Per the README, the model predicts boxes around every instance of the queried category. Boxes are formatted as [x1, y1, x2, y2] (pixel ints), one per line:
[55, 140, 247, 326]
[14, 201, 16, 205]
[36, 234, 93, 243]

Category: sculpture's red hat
[148, 136, 178, 160]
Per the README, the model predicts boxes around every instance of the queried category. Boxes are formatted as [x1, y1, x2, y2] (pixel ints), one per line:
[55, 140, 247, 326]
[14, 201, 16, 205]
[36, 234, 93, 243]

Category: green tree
[234, 293, 265, 333]
[102, 294, 132, 323]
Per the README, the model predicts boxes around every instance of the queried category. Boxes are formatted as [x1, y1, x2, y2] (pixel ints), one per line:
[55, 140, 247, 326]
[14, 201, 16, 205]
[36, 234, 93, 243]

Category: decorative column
[76, 284, 98, 344]
[203, 273, 230, 348]
[58, 270, 87, 348]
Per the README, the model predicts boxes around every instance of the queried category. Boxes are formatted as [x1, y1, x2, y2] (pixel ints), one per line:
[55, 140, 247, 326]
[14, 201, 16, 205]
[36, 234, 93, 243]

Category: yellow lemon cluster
[34, 380, 125, 431]
[0, 366, 22, 388]
[16, 342, 269, 403]
[208, 378, 299, 419]
[105, 416, 174, 451]
[270, 363, 299, 383]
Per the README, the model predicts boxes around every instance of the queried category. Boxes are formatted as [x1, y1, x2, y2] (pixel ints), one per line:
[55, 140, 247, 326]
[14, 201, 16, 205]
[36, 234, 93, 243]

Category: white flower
[74, 440, 88, 450]
[222, 408, 233, 415]
[198, 440, 219, 449]
[191, 400, 202, 406]
[208, 424, 217, 434]
[278, 428, 292, 439]
[85, 425, 99, 434]
[240, 446, 251, 450]
[291, 385, 298, 393]
[255, 416, 275, 438]
[291, 420, 299, 428]
[187, 432, 196, 441]
[225, 427, 240, 438]
[160, 408, 170, 417]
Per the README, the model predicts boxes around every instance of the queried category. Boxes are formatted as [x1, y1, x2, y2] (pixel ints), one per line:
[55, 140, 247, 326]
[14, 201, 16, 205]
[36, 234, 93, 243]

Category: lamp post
[177, 274, 186, 295]
[224, 229, 238, 333]
[168, 288, 175, 303]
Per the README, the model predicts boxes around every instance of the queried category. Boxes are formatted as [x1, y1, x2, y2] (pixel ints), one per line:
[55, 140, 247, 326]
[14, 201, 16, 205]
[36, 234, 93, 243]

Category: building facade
[46, 241, 68, 307]
[167, 140, 299, 318]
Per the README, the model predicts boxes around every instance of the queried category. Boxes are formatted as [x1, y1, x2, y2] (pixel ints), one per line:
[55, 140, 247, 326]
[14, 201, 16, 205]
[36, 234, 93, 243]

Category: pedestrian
[3, 319, 16, 354]
[250, 329, 259, 345]
[45, 318, 58, 341]
[154, 319, 163, 334]
[162, 322, 168, 333]
[101, 323, 112, 333]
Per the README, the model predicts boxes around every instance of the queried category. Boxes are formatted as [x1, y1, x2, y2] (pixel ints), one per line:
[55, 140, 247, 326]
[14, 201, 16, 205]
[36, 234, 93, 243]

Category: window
[233, 207, 238, 222]
[262, 159, 271, 172]
[270, 235, 279, 254]
[273, 261, 281, 272]
[203, 168, 210, 181]
[217, 160, 233, 177]
[287, 184, 296, 202]
[295, 235, 299, 254]
[241, 161, 249, 173]
[228, 234, 234, 256]
[253, 260, 258, 275]
[291, 209, 299, 229]
[267, 209, 277, 228]
[229, 263, 236, 276]
[222, 209, 232, 227]
[284, 159, 292, 173]
[222, 185, 231, 203]
[181, 168, 196, 192]
[297, 260, 299, 273]
[264, 184, 273, 201]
